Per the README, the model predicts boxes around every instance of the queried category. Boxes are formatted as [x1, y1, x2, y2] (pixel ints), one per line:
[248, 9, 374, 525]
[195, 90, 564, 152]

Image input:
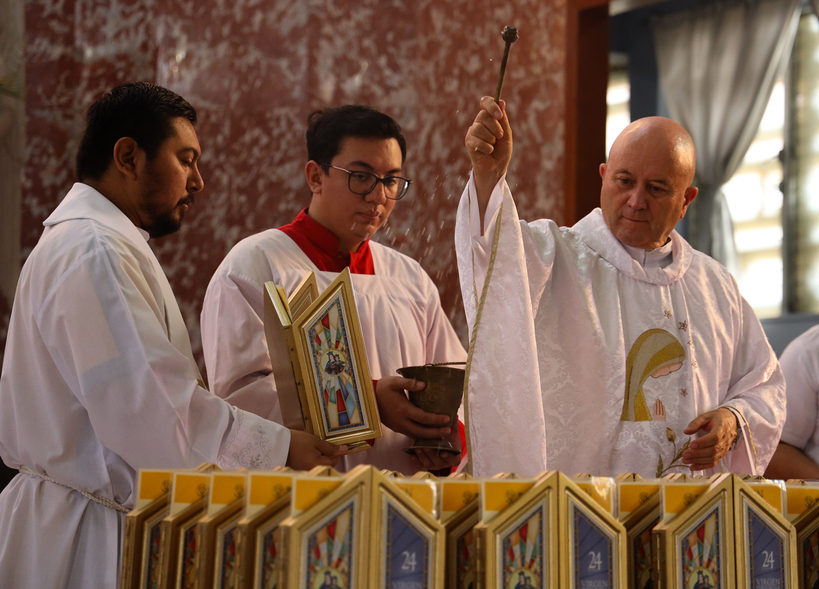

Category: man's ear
[599, 163, 607, 180]
[111, 137, 143, 180]
[680, 186, 698, 218]
[305, 160, 325, 196]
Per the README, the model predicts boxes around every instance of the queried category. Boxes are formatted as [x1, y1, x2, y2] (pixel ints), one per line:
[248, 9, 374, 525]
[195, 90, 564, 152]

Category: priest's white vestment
[201, 228, 467, 475]
[0, 184, 291, 588]
[455, 176, 785, 478]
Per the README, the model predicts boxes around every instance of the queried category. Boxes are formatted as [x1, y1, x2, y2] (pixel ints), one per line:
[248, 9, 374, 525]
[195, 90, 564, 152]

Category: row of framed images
[120, 464, 819, 589]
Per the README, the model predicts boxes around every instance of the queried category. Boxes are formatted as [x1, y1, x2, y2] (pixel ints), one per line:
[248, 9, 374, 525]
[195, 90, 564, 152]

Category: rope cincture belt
[18, 465, 130, 514]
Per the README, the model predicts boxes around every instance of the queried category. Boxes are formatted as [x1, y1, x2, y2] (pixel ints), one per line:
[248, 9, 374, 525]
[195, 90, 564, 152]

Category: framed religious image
[120, 469, 172, 589]
[478, 474, 557, 589]
[157, 472, 211, 589]
[197, 472, 247, 589]
[621, 491, 660, 589]
[279, 465, 370, 589]
[264, 268, 380, 452]
[562, 482, 627, 588]
[732, 477, 797, 588]
[653, 474, 735, 589]
[439, 475, 480, 589]
[248, 499, 290, 589]
[370, 471, 444, 588]
[235, 471, 292, 589]
[444, 497, 479, 589]
[792, 493, 819, 588]
[140, 503, 171, 589]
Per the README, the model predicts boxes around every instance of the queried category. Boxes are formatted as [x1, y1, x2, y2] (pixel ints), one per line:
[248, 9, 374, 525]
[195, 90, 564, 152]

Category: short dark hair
[306, 105, 407, 169]
[75, 82, 197, 181]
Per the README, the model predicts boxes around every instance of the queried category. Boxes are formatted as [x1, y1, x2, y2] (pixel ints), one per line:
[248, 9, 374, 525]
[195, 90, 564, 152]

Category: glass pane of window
[606, 64, 630, 158]
[794, 14, 819, 314]
[723, 79, 785, 319]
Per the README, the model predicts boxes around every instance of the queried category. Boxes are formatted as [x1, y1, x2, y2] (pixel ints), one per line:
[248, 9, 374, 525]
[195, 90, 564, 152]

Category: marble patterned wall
[0, 0, 24, 371]
[9, 0, 567, 379]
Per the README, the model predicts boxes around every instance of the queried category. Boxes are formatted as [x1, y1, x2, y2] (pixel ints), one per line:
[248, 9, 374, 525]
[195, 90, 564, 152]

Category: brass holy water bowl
[396, 363, 465, 454]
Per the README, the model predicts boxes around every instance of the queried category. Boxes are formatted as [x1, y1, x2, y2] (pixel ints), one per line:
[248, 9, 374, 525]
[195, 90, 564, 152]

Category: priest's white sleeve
[35, 245, 291, 473]
[718, 295, 785, 475]
[455, 173, 548, 477]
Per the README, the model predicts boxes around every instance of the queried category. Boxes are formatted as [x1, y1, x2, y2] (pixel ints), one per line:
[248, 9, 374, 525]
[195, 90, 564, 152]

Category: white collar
[622, 240, 674, 268]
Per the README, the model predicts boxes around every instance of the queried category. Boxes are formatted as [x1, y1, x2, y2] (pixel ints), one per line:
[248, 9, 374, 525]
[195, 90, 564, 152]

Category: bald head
[600, 116, 698, 250]
[611, 117, 696, 183]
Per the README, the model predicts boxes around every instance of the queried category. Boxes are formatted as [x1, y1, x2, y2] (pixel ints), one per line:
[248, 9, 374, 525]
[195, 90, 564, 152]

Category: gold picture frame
[264, 268, 381, 453]
[197, 472, 247, 589]
[288, 272, 318, 321]
[369, 471, 445, 588]
[733, 477, 797, 588]
[444, 496, 480, 589]
[439, 474, 480, 589]
[653, 473, 735, 589]
[476, 472, 556, 589]
[234, 471, 293, 589]
[157, 472, 211, 589]
[795, 500, 819, 588]
[279, 465, 444, 588]
[120, 470, 172, 589]
[560, 474, 627, 589]
[280, 465, 371, 588]
[622, 490, 660, 589]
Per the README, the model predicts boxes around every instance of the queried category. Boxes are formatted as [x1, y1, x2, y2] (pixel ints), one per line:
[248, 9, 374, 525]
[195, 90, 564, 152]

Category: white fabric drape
[652, 0, 801, 267]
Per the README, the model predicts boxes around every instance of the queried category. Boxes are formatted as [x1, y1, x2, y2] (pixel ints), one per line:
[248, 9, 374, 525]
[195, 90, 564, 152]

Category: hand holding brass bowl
[396, 363, 465, 455]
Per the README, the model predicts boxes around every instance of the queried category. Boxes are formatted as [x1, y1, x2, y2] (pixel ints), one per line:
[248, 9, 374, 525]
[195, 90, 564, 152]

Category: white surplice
[201, 228, 467, 475]
[0, 184, 291, 588]
[455, 176, 785, 478]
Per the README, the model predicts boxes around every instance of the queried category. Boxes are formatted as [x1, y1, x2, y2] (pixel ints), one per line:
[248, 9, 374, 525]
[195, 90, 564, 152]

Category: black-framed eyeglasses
[323, 164, 412, 200]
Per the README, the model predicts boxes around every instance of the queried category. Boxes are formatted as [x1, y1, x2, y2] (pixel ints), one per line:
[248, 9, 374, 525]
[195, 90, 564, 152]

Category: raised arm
[464, 96, 513, 231]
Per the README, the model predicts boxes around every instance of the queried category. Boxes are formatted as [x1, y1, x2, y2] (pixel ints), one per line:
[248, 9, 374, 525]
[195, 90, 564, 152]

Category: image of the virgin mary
[620, 328, 686, 422]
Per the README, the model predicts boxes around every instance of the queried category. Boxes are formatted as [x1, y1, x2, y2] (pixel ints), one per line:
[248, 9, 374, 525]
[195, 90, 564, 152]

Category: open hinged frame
[120, 470, 172, 589]
[264, 268, 380, 453]
[795, 499, 819, 588]
[234, 471, 293, 589]
[279, 464, 371, 588]
[653, 474, 736, 589]
[621, 489, 660, 589]
[196, 472, 247, 589]
[370, 470, 445, 588]
[732, 476, 797, 588]
[444, 496, 480, 589]
[157, 471, 212, 589]
[559, 472, 627, 589]
[279, 465, 445, 588]
[438, 474, 480, 589]
[477, 472, 559, 589]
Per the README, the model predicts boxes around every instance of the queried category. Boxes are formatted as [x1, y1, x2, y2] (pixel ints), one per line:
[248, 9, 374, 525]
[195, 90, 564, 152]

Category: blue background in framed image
[747, 507, 785, 587]
[572, 503, 614, 589]
[385, 502, 430, 589]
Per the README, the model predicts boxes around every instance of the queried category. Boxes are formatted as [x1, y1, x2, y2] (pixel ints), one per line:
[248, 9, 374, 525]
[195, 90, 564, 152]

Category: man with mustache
[201, 105, 466, 474]
[456, 96, 784, 478]
[0, 82, 343, 588]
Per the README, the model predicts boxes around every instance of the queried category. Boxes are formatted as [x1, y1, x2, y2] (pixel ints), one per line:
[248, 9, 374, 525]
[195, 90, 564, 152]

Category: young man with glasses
[201, 105, 466, 474]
